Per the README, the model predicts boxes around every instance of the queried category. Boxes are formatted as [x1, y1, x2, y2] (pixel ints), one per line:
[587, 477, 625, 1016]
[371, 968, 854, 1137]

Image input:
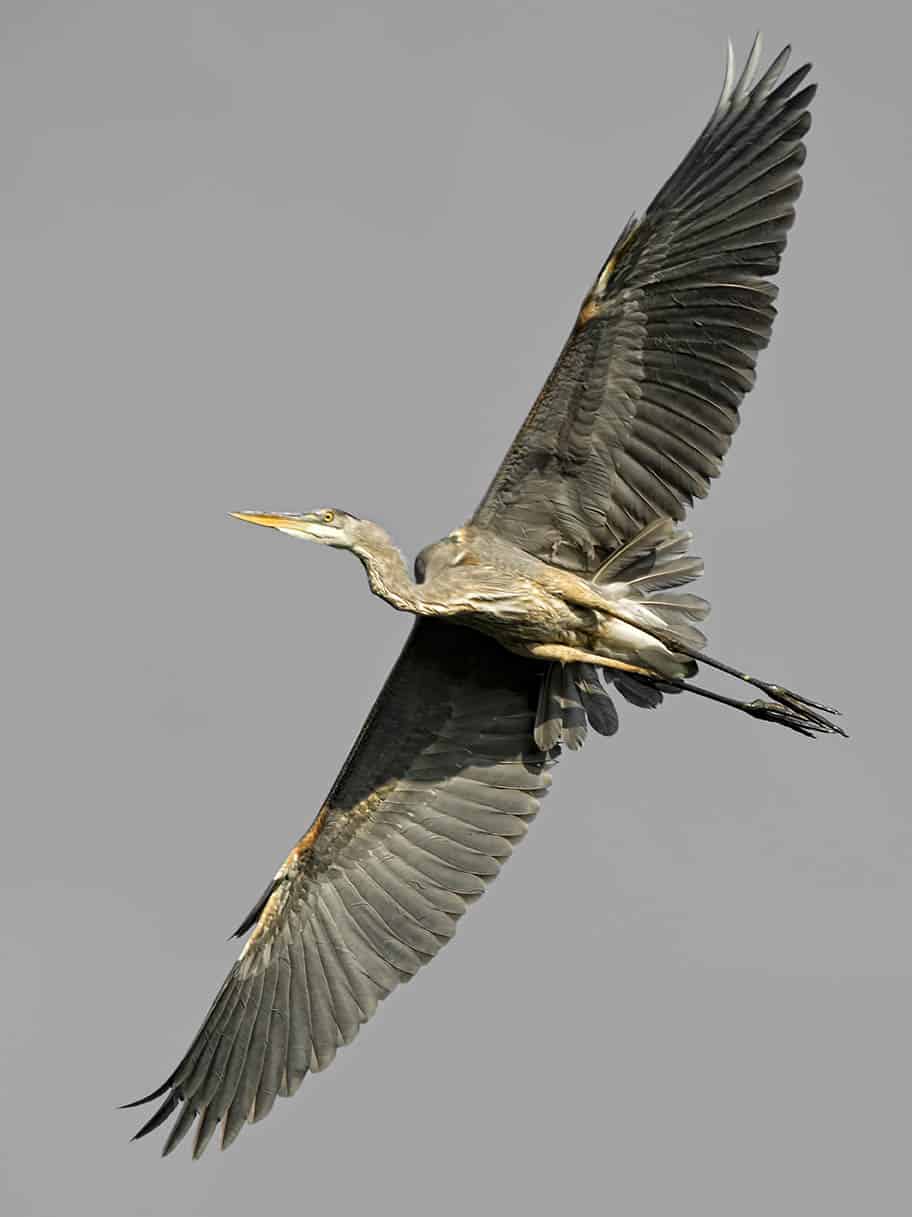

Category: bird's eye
[322, 510, 335, 524]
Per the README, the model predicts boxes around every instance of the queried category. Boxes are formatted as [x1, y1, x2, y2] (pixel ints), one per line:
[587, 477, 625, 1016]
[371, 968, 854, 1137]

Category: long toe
[765, 684, 841, 717]
[746, 700, 843, 738]
[758, 684, 847, 736]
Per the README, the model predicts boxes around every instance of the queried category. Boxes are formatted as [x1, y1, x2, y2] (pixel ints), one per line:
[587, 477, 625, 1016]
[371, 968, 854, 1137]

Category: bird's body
[349, 517, 699, 679]
[127, 36, 845, 1158]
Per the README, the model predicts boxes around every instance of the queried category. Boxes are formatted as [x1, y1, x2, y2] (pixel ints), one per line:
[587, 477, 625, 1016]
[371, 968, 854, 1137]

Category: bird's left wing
[473, 38, 815, 573]
[126, 620, 553, 1157]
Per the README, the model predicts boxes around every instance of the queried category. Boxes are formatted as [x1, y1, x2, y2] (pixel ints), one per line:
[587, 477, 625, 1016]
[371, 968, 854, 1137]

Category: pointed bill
[230, 511, 315, 535]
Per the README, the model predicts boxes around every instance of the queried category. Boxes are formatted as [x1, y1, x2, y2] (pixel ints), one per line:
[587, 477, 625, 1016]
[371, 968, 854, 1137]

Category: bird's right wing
[126, 620, 554, 1157]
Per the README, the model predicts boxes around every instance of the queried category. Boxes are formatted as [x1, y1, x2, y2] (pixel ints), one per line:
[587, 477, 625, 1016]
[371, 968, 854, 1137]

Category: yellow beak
[230, 511, 315, 534]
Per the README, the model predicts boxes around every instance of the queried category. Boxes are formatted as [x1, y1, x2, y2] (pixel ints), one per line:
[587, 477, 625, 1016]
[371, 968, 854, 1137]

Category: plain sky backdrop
[3, 1, 909, 1214]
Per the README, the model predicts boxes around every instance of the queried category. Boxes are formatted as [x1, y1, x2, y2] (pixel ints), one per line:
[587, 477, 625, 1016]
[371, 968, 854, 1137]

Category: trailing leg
[651, 642, 845, 736]
[654, 676, 845, 738]
[595, 608, 844, 737]
[587, 517, 844, 736]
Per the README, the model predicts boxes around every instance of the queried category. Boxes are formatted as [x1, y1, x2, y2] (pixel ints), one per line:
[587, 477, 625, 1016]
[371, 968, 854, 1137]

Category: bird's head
[230, 507, 362, 549]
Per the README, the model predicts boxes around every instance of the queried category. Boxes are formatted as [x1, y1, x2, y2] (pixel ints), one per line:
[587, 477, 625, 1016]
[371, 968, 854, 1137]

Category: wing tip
[127, 1089, 180, 1143]
[714, 34, 809, 119]
[119, 1077, 173, 1110]
[731, 31, 764, 103]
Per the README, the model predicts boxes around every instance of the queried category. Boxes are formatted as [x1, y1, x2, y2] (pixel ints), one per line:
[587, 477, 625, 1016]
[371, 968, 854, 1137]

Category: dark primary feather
[127, 38, 823, 1160]
[126, 621, 554, 1156]
[474, 37, 815, 573]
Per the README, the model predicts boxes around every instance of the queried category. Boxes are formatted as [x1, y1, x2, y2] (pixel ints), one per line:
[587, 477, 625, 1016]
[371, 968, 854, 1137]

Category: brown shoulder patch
[291, 804, 330, 859]
[236, 805, 330, 963]
[578, 255, 616, 326]
[577, 219, 640, 327]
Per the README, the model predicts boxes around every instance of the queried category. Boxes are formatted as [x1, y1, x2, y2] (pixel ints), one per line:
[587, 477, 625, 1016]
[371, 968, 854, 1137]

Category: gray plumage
[474, 35, 813, 571]
[126, 37, 843, 1159]
[128, 625, 555, 1155]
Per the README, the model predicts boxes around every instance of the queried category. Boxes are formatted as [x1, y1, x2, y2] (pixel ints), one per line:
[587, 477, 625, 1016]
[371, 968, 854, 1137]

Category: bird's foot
[744, 698, 846, 738]
[751, 682, 847, 738]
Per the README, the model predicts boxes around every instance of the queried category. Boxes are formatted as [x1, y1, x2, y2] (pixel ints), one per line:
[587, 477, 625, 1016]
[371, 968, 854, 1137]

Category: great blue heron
[126, 36, 841, 1157]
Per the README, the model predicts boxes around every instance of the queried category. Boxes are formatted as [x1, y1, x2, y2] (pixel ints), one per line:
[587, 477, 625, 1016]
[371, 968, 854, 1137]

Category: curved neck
[352, 527, 423, 614]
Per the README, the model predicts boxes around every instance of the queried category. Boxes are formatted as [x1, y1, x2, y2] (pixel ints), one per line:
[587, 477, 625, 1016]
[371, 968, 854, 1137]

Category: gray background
[3, 1, 908, 1214]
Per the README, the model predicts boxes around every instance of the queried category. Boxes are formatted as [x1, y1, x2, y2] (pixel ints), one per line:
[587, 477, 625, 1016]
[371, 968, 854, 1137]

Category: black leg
[667, 647, 845, 736]
[601, 606, 842, 730]
[602, 607, 846, 738]
[654, 676, 845, 738]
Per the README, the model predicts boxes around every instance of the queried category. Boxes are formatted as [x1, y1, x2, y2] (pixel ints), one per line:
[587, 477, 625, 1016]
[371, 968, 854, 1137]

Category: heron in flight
[126, 36, 842, 1157]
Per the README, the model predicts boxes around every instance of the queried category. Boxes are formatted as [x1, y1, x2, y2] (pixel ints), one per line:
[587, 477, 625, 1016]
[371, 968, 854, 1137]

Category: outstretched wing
[126, 621, 553, 1157]
[474, 38, 815, 573]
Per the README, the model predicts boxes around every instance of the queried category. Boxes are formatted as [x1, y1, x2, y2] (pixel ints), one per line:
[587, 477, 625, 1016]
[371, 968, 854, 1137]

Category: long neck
[352, 527, 423, 614]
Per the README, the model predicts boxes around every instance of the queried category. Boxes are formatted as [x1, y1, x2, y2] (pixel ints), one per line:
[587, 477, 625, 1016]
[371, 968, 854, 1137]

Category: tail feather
[607, 671, 666, 709]
[642, 593, 710, 649]
[594, 518, 703, 591]
[534, 662, 620, 751]
[645, 594, 710, 621]
[623, 556, 705, 595]
[592, 518, 679, 585]
[534, 521, 714, 750]
[575, 664, 620, 736]
[534, 663, 588, 751]
[616, 601, 708, 650]
[594, 518, 710, 658]
[607, 533, 696, 584]
[533, 659, 675, 751]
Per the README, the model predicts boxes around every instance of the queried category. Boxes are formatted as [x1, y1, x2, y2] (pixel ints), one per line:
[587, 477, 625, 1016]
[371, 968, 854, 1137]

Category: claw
[757, 684, 848, 737]
[609, 616, 848, 739]
[746, 699, 844, 738]
[745, 700, 818, 737]
[765, 684, 841, 716]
